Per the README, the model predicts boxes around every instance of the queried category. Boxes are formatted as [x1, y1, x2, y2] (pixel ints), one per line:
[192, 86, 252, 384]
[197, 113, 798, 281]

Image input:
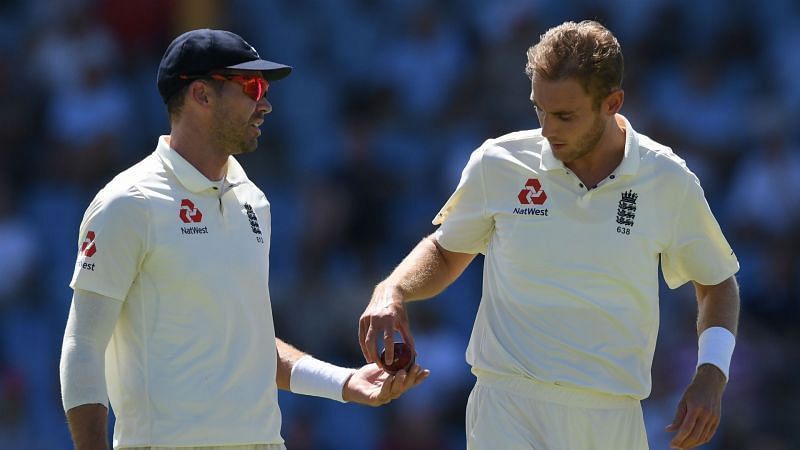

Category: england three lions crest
[616, 190, 638, 227]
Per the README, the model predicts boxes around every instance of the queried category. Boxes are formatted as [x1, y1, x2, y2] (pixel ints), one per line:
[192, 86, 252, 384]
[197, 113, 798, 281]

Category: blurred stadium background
[1, 0, 798, 448]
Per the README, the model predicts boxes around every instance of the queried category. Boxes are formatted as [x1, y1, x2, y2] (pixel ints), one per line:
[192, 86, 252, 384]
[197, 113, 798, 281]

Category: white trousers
[466, 370, 649, 450]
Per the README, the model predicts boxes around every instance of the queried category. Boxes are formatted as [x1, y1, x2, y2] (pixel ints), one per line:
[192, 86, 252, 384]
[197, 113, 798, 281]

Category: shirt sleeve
[60, 289, 123, 411]
[432, 146, 494, 254]
[69, 185, 149, 300]
[661, 171, 739, 288]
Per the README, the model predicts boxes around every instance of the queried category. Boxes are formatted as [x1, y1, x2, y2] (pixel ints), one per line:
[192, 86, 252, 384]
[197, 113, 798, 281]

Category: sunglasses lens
[210, 74, 269, 101]
[243, 78, 268, 101]
[243, 80, 259, 100]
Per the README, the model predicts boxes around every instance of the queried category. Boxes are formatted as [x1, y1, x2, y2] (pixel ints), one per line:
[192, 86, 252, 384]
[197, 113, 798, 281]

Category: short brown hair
[166, 84, 191, 118]
[166, 78, 226, 119]
[525, 20, 623, 107]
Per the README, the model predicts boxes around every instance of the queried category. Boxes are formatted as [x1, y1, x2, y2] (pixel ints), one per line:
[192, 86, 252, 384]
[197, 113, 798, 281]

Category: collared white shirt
[71, 136, 282, 447]
[433, 116, 739, 399]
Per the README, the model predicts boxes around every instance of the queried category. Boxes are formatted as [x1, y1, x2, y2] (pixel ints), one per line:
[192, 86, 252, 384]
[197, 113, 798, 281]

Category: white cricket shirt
[433, 116, 739, 400]
[70, 136, 283, 447]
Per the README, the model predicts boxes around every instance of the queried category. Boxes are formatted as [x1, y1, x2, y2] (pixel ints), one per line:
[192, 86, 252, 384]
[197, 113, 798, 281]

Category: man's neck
[565, 116, 626, 189]
[167, 127, 228, 182]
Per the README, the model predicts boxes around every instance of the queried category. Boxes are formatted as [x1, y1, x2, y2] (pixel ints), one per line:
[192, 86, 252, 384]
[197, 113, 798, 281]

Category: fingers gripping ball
[379, 342, 415, 374]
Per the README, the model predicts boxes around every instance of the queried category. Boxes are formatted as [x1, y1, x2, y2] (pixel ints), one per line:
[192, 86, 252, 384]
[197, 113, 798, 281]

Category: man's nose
[539, 113, 554, 138]
[258, 97, 272, 114]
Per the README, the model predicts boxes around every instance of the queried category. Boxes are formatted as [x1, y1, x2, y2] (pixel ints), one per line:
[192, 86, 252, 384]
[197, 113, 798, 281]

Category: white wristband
[289, 355, 356, 403]
[697, 326, 736, 381]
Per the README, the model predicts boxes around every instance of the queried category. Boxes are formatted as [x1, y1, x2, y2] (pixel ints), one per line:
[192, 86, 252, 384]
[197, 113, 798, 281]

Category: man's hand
[359, 284, 415, 367]
[666, 364, 727, 449]
[342, 362, 430, 406]
[66, 403, 109, 450]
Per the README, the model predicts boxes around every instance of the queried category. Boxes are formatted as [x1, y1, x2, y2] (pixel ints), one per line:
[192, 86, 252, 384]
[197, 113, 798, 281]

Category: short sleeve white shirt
[433, 116, 739, 399]
[70, 136, 283, 447]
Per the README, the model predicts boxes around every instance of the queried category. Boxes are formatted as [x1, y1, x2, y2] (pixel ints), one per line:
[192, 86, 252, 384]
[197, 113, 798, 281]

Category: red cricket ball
[379, 342, 415, 374]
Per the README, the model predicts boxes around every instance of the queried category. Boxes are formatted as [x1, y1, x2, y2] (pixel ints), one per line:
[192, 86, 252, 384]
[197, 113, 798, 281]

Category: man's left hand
[342, 363, 430, 406]
[666, 364, 727, 449]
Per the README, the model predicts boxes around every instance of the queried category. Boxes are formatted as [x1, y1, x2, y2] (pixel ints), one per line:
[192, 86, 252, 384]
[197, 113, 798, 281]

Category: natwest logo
[518, 178, 547, 205]
[179, 199, 203, 223]
[81, 231, 97, 257]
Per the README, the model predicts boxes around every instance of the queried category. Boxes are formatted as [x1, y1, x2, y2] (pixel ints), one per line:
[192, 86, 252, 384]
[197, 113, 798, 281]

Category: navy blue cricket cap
[157, 28, 292, 103]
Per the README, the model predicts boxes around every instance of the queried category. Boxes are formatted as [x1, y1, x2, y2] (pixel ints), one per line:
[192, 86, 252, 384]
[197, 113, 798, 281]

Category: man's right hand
[358, 283, 416, 367]
[66, 403, 109, 450]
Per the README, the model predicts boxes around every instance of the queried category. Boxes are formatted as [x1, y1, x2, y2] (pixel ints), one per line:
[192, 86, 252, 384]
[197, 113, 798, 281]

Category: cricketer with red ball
[60, 29, 429, 450]
[359, 20, 739, 450]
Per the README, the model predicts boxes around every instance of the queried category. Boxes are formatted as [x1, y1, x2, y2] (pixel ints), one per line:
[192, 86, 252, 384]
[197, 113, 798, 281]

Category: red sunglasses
[180, 73, 269, 101]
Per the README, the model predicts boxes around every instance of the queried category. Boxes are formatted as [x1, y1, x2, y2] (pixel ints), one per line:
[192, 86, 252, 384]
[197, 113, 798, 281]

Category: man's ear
[189, 81, 211, 105]
[604, 89, 624, 116]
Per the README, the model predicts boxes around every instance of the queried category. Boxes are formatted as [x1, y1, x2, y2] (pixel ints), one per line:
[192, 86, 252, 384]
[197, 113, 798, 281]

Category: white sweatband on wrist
[697, 326, 736, 381]
[289, 355, 356, 403]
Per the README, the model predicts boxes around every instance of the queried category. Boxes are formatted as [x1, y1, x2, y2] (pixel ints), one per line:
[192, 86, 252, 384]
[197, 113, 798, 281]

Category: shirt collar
[538, 114, 641, 176]
[155, 135, 250, 193]
[616, 115, 640, 176]
[539, 141, 563, 171]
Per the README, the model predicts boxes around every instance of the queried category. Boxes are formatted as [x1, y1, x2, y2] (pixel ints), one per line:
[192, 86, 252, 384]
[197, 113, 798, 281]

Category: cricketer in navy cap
[157, 28, 292, 103]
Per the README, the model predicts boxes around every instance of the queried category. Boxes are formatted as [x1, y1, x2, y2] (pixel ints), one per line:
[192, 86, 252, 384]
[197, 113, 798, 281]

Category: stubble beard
[210, 109, 259, 156]
[556, 114, 606, 164]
